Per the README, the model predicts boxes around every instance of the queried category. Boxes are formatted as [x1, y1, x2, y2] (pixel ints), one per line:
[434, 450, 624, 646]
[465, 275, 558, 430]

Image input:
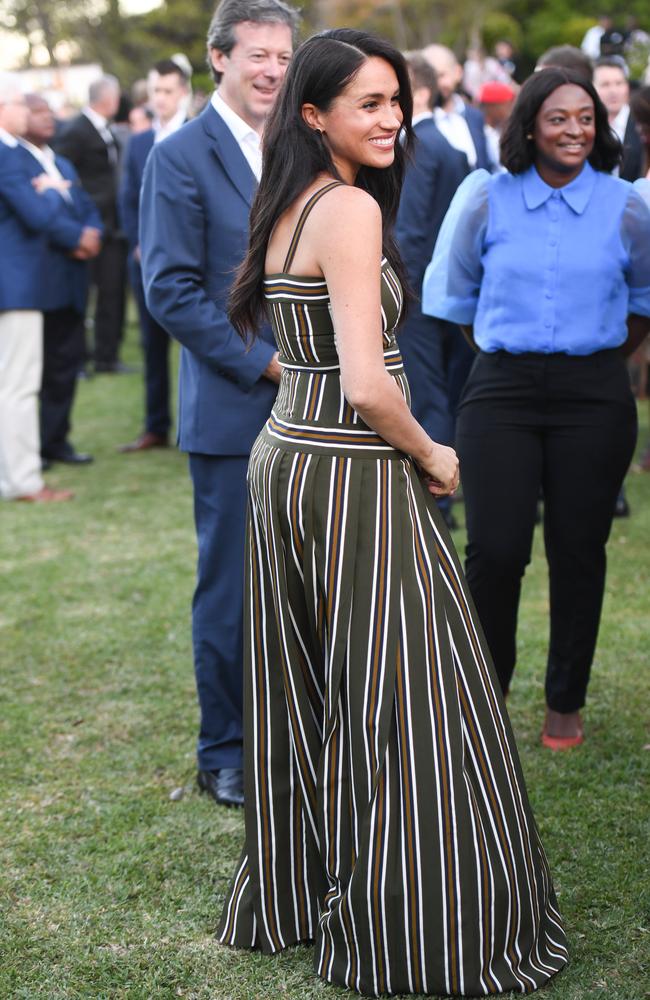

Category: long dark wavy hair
[229, 28, 414, 340]
[500, 67, 621, 174]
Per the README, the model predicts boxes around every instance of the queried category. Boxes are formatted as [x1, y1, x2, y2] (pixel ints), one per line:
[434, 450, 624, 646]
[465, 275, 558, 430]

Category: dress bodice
[264, 256, 404, 371]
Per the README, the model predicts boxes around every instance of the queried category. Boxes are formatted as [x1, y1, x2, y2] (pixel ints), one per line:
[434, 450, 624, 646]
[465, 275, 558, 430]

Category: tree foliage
[4, 0, 650, 86]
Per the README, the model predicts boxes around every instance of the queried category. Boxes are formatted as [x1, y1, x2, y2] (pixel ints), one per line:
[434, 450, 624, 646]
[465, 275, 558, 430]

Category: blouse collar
[522, 161, 597, 215]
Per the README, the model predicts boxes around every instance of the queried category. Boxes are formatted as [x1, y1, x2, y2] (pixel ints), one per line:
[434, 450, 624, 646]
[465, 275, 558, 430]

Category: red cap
[478, 81, 516, 104]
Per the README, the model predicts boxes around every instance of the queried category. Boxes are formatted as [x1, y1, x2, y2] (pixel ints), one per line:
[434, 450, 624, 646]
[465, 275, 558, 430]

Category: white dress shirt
[434, 94, 477, 168]
[82, 105, 118, 164]
[211, 90, 262, 181]
[18, 140, 72, 201]
[0, 127, 18, 148]
[154, 107, 187, 144]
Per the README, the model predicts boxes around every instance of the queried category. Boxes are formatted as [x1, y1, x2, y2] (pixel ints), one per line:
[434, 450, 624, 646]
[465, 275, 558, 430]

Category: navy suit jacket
[119, 128, 155, 250]
[15, 145, 103, 313]
[140, 103, 277, 456]
[395, 118, 469, 293]
[462, 104, 492, 173]
[0, 141, 86, 310]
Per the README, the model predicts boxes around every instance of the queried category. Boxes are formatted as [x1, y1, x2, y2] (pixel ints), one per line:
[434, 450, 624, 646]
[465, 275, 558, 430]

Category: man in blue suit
[18, 93, 103, 466]
[422, 44, 492, 172]
[0, 80, 89, 502]
[119, 58, 191, 453]
[140, 0, 299, 807]
[395, 54, 470, 530]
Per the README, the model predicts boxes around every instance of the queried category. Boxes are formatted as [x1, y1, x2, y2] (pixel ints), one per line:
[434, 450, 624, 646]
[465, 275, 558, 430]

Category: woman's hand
[419, 442, 460, 496]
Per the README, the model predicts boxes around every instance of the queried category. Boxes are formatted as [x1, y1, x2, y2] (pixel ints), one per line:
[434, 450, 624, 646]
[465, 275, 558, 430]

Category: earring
[314, 128, 322, 136]
[526, 133, 533, 139]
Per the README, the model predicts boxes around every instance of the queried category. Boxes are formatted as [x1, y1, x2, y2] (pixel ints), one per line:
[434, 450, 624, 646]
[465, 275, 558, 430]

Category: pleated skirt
[217, 429, 568, 997]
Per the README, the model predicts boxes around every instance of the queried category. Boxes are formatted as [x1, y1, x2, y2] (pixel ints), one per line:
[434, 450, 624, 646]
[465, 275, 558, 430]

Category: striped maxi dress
[217, 183, 568, 997]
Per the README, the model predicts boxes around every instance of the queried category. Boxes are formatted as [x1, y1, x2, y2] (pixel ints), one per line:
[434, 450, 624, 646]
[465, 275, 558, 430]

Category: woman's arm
[313, 187, 458, 495]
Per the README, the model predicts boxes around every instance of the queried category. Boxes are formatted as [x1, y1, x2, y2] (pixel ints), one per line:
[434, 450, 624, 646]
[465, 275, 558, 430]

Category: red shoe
[16, 486, 74, 502]
[541, 710, 584, 751]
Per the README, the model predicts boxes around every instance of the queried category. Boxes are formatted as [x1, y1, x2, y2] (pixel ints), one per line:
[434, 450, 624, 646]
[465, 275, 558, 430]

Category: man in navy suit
[140, 0, 299, 807]
[0, 79, 88, 502]
[395, 54, 470, 530]
[18, 94, 103, 466]
[119, 58, 191, 453]
[422, 44, 492, 172]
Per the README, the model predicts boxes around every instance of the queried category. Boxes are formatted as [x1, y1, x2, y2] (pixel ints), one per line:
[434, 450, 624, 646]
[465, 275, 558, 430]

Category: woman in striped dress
[217, 28, 568, 997]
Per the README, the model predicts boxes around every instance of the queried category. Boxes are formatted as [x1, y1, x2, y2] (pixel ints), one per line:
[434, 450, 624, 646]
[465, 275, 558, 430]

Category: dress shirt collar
[0, 127, 18, 147]
[82, 106, 109, 132]
[19, 139, 55, 165]
[211, 89, 260, 147]
[412, 111, 434, 127]
[154, 107, 186, 143]
[522, 162, 597, 214]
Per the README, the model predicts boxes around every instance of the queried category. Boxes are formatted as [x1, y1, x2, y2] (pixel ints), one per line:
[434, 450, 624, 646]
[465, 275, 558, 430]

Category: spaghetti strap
[282, 181, 344, 274]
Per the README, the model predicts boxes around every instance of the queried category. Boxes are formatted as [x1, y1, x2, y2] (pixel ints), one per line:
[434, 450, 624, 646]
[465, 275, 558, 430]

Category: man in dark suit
[594, 56, 644, 181]
[119, 58, 191, 452]
[18, 94, 103, 466]
[54, 75, 128, 372]
[140, 0, 299, 807]
[395, 54, 470, 529]
[422, 43, 492, 172]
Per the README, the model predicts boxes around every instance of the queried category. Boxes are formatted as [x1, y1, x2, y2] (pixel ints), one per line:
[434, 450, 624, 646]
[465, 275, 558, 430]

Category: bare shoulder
[310, 186, 381, 254]
[317, 184, 380, 223]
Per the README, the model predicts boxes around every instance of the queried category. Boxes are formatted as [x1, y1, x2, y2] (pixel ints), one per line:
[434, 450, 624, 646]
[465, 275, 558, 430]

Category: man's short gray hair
[0, 73, 21, 105]
[206, 0, 301, 84]
[88, 74, 120, 106]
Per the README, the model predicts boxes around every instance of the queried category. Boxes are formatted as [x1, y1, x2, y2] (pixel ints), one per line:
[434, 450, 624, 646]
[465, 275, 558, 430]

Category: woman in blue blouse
[424, 68, 650, 750]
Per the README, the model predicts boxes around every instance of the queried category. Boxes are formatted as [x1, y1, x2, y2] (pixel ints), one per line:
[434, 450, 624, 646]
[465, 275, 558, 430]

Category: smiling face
[303, 56, 403, 184]
[533, 83, 595, 186]
[210, 20, 293, 132]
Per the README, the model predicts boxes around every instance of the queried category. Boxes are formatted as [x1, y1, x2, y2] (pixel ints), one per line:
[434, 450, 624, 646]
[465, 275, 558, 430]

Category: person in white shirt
[118, 57, 192, 453]
[594, 55, 644, 180]
[422, 43, 491, 171]
[139, 0, 299, 810]
[581, 15, 613, 60]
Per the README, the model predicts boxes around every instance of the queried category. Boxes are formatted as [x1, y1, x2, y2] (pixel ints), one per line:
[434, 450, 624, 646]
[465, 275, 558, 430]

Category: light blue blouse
[422, 162, 650, 355]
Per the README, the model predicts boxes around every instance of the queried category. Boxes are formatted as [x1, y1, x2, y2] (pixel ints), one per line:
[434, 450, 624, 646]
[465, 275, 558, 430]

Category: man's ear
[210, 47, 228, 77]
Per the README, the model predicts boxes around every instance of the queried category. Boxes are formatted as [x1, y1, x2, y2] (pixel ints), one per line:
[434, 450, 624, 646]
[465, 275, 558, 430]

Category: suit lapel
[200, 104, 256, 206]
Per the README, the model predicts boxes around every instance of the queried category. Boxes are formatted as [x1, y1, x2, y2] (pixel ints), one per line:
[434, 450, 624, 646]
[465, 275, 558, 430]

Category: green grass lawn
[1, 326, 649, 1000]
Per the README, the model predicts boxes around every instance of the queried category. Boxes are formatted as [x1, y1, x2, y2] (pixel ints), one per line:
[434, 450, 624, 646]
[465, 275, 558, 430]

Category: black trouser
[128, 255, 171, 436]
[40, 307, 85, 458]
[91, 233, 127, 367]
[456, 349, 637, 713]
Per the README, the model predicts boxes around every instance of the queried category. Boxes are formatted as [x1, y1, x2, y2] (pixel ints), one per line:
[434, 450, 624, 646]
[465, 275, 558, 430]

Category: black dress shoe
[197, 768, 244, 808]
[43, 449, 94, 465]
[95, 360, 139, 374]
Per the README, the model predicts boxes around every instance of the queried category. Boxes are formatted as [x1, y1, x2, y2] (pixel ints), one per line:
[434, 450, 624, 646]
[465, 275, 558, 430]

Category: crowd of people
[2, 0, 650, 995]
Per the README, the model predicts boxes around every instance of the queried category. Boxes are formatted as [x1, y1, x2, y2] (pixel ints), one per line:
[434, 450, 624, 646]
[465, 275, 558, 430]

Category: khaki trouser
[0, 310, 44, 499]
